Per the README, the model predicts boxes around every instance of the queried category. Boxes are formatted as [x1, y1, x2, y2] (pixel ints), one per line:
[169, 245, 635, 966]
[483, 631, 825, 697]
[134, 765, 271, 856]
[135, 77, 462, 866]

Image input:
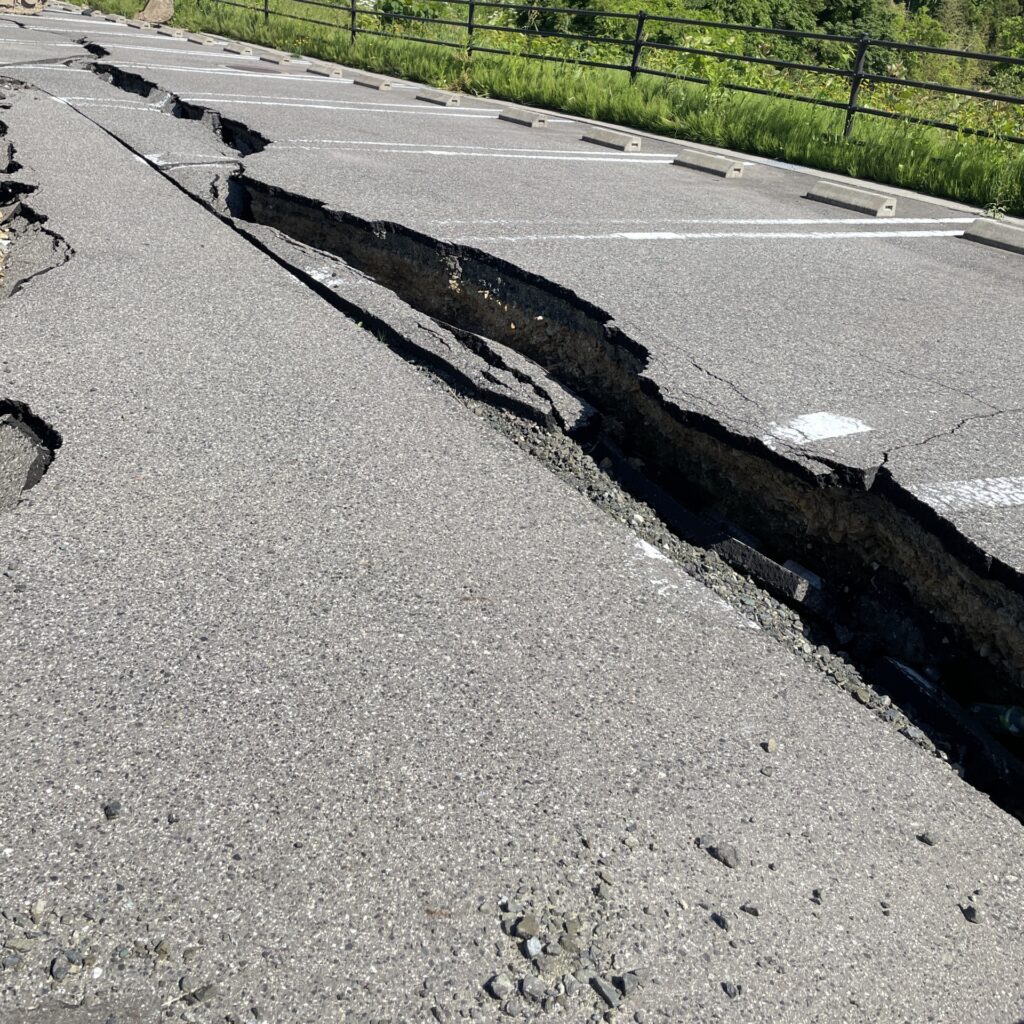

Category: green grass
[72, 0, 1024, 214]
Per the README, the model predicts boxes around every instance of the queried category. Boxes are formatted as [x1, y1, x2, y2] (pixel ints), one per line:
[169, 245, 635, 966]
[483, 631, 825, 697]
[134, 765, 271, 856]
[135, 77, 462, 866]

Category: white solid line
[267, 138, 672, 159]
[58, 95, 149, 102]
[79, 60, 301, 80]
[429, 215, 975, 227]
[64, 101, 161, 112]
[285, 145, 671, 163]
[452, 229, 966, 242]
[17, 25, 194, 41]
[21, 65, 92, 72]
[182, 95, 499, 113]
[765, 413, 873, 446]
[69, 41, 260, 60]
[911, 477, 1024, 512]
[0, 38, 82, 47]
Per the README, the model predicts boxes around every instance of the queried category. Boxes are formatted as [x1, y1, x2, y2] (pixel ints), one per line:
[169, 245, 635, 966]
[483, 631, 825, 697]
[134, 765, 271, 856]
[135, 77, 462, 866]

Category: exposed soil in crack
[33, 61, 1024, 819]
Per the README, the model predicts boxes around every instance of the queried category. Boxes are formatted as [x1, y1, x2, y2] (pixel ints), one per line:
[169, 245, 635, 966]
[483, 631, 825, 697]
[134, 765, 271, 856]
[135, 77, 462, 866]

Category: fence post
[467, 0, 476, 57]
[350, 0, 357, 44]
[844, 33, 870, 137]
[262, 0, 268, 23]
[629, 10, 647, 83]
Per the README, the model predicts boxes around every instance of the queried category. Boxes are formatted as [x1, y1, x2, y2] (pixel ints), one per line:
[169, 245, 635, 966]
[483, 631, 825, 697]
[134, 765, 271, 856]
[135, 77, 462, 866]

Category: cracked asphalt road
[2, 9, 1024, 1024]
[8, 5, 1022, 572]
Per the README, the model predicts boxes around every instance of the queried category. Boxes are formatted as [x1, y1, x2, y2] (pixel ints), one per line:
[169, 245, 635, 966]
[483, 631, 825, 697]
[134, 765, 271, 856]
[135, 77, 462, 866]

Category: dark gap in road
[84, 59, 270, 156]
[63, 59, 1024, 820]
[2, 87, 77, 298]
[0, 399, 62, 510]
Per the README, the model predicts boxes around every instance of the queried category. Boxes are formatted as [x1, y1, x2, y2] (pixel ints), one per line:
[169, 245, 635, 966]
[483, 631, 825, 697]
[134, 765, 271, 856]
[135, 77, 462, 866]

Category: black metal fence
[221, 0, 1024, 142]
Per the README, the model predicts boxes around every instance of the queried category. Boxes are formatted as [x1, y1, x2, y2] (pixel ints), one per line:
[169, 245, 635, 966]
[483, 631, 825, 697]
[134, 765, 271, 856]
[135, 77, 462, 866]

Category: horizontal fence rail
[219, 0, 1024, 143]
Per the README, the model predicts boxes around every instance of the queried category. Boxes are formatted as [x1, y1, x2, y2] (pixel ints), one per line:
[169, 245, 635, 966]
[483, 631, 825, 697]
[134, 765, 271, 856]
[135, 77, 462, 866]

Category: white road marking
[636, 539, 671, 562]
[48, 60, 316, 81]
[15, 24, 197, 40]
[277, 143, 672, 163]
[0, 38, 83, 47]
[267, 138, 672, 159]
[633, 541, 760, 628]
[910, 477, 1024, 512]
[144, 153, 239, 167]
[58, 95, 150, 102]
[181, 95, 500, 114]
[454, 229, 965, 241]
[2, 64, 91, 72]
[765, 413, 873, 446]
[430, 215, 974, 227]
[65, 41, 261, 59]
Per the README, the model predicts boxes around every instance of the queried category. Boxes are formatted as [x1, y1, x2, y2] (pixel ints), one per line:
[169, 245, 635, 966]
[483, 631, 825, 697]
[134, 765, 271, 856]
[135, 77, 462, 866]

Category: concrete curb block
[352, 74, 393, 90]
[156, 27, 184, 37]
[581, 128, 641, 152]
[499, 109, 547, 128]
[673, 148, 743, 178]
[417, 91, 460, 106]
[961, 218, 1024, 255]
[187, 34, 217, 46]
[224, 44, 253, 55]
[805, 180, 897, 217]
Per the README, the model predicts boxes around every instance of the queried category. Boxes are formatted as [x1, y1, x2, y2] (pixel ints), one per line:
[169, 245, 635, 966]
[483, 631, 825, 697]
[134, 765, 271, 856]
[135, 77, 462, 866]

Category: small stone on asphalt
[591, 976, 620, 1008]
[486, 974, 514, 1000]
[697, 836, 740, 869]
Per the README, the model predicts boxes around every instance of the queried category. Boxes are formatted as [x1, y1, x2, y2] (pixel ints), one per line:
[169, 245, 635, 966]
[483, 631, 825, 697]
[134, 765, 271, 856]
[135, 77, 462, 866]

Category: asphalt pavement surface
[2, 9, 1024, 1024]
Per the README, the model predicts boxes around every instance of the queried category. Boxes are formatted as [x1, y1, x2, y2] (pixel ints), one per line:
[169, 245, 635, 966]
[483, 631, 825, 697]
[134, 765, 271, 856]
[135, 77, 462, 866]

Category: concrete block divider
[306, 63, 344, 78]
[961, 218, 1024, 255]
[224, 44, 253, 55]
[673, 148, 744, 178]
[417, 91, 461, 106]
[352, 74, 393, 90]
[187, 34, 218, 46]
[806, 180, 897, 217]
[156, 27, 185, 37]
[581, 128, 641, 152]
[499, 109, 547, 128]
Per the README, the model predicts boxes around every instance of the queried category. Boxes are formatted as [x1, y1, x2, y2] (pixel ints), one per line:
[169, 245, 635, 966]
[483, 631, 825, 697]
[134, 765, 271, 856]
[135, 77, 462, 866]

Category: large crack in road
[0, 86, 66, 506]
[12, 56, 1024, 819]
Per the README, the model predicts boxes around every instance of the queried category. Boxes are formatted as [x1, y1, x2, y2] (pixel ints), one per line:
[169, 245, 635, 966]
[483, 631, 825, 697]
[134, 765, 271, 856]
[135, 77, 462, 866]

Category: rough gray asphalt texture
[13, 6, 1021, 571]
[2, 10, 1024, 1024]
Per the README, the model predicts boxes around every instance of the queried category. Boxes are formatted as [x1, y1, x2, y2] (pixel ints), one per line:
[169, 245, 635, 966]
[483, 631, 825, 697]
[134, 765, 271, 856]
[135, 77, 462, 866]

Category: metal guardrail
[223, 0, 1024, 142]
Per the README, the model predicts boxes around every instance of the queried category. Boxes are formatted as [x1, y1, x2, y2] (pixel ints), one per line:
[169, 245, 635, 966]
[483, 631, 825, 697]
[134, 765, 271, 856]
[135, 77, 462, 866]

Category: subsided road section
[10, 9, 1024, 722]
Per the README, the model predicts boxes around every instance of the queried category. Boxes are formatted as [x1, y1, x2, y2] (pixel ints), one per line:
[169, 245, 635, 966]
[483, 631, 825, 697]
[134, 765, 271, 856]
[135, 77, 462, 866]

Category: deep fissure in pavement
[54, 62, 1024, 815]
[0, 399, 61, 511]
[1, 102, 65, 502]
